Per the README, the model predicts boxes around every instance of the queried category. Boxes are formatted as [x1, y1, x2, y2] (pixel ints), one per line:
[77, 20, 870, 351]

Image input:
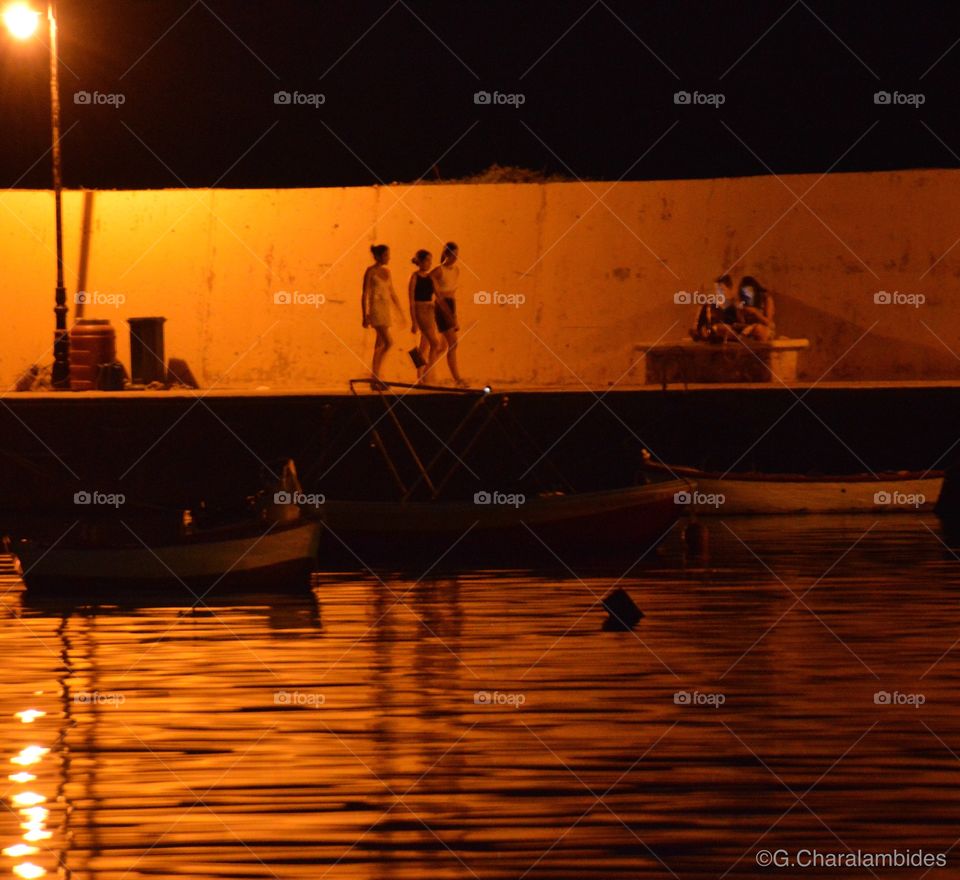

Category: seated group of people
[690, 274, 775, 343]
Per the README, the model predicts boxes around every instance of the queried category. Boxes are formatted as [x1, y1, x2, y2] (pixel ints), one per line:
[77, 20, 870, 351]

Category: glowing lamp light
[11, 792, 45, 807]
[2, 2, 40, 40]
[13, 863, 45, 879]
[14, 710, 45, 724]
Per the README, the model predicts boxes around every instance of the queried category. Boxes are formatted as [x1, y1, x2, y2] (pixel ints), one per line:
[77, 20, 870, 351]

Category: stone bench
[633, 338, 810, 387]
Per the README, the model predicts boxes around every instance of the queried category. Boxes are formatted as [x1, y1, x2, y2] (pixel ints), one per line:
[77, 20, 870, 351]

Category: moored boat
[13, 517, 323, 593]
[643, 458, 941, 515]
[11, 459, 322, 594]
[318, 479, 692, 565]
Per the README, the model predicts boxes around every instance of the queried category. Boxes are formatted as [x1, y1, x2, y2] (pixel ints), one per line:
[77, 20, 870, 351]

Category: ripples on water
[1, 514, 959, 878]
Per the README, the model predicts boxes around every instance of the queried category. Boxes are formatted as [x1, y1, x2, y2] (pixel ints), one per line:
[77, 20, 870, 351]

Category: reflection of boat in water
[643, 456, 941, 515]
[11, 460, 322, 594]
[314, 382, 692, 566]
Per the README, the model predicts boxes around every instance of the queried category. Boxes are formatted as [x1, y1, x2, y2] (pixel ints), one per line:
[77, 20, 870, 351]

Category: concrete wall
[3, 171, 959, 389]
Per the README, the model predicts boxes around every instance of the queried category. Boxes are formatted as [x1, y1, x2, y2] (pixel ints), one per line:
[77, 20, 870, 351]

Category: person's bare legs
[442, 328, 465, 385]
[713, 323, 739, 342]
[372, 327, 392, 385]
[740, 324, 772, 342]
[414, 306, 444, 383]
[418, 333, 446, 379]
[420, 328, 444, 383]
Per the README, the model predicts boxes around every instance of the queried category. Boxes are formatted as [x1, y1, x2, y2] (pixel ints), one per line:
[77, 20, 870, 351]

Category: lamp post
[3, 0, 69, 389]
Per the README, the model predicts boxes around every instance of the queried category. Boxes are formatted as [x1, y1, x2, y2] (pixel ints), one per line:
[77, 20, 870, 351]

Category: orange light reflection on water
[6, 707, 54, 880]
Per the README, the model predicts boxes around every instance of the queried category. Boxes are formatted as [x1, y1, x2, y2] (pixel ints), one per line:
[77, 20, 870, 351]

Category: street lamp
[3, 3, 39, 39]
[4, 0, 69, 389]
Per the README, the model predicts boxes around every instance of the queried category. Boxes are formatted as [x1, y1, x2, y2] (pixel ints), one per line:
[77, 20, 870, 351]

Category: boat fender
[601, 588, 643, 631]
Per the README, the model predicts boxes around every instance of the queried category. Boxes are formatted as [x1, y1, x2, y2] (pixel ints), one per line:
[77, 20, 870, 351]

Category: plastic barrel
[69, 319, 117, 391]
[128, 317, 166, 384]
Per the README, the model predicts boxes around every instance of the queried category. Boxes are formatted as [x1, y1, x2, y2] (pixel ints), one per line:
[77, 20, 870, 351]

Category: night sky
[1, 0, 957, 188]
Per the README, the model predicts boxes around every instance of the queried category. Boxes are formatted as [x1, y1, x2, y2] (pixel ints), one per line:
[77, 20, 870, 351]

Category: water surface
[1, 514, 958, 878]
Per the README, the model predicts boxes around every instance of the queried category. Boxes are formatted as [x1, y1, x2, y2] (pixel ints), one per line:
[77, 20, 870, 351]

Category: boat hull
[686, 475, 941, 515]
[14, 520, 322, 594]
[318, 480, 690, 567]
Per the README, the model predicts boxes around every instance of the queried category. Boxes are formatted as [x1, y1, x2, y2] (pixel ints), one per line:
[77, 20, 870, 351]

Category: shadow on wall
[781, 295, 960, 381]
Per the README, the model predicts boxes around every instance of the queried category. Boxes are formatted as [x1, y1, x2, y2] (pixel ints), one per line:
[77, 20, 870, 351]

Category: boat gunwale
[645, 463, 944, 484]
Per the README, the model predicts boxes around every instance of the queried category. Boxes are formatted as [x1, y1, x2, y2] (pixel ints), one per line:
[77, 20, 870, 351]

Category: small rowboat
[318, 480, 692, 565]
[13, 517, 322, 594]
[323, 381, 694, 565]
[643, 458, 942, 515]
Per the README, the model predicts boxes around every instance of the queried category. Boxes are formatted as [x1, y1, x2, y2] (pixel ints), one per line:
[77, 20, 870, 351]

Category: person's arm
[361, 267, 372, 326]
[743, 296, 774, 326]
[408, 273, 417, 333]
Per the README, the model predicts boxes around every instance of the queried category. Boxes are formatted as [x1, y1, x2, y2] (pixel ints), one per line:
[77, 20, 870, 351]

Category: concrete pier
[1, 382, 955, 526]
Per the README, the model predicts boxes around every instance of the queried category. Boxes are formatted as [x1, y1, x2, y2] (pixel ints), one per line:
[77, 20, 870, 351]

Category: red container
[70, 319, 116, 391]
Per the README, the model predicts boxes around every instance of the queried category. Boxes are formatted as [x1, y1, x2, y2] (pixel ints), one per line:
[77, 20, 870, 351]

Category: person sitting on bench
[733, 275, 775, 342]
[690, 274, 737, 342]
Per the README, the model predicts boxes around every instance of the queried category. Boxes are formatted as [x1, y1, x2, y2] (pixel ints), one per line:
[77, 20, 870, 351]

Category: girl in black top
[408, 250, 445, 380]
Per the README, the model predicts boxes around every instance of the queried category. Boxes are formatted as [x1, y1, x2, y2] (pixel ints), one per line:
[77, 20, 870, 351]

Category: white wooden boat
[643, 460, 941, 515]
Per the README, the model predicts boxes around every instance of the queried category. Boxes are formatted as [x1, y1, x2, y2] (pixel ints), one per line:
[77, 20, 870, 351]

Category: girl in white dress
[362, 245, 404, 388]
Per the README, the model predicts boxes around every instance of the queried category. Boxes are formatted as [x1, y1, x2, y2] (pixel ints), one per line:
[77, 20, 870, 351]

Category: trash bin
[70, 319, 117, 391]
[128, 317, 166, 384]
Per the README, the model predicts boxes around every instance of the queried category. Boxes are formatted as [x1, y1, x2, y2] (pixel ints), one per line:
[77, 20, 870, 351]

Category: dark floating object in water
[683, 517, 709, 561]
[602, 587, 643, 631]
